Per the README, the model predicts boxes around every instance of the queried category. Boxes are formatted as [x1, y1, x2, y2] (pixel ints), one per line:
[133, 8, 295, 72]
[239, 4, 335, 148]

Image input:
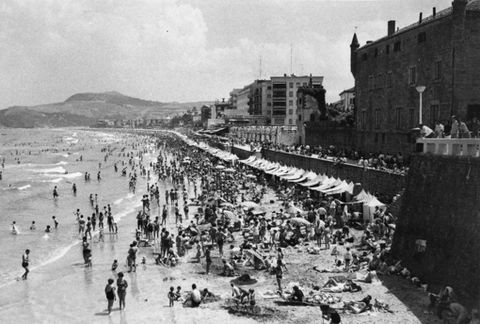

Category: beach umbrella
[220, 202, 235, 208]
[239, 201, 259, 208]
[224, 168, 236, 172]
[245, 174, 257, 179]
[215, 165, 226, 170]
[289, 217, 311, 226]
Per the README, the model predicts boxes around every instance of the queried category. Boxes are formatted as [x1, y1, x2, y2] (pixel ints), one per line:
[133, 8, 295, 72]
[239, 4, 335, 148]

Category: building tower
[350, 33, 360, 77]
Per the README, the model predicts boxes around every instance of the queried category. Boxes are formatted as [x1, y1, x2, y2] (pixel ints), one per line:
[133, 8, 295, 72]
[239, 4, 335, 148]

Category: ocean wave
[31, 166, 66, 174]
[17, 184, 31, 191]
[113, 198, 124, 205]
[40, 178, 63, 183]
[44, 172, 82, 180]
[55, 161, 68, 166]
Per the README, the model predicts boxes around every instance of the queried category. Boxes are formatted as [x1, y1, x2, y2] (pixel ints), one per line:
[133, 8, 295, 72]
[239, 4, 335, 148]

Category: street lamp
[416, 85, 426, 124]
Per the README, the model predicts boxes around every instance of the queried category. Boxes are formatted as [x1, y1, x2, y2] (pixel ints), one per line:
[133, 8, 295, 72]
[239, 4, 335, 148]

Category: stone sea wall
[262, 149, 404, 202]
[392, 154, 480, 299]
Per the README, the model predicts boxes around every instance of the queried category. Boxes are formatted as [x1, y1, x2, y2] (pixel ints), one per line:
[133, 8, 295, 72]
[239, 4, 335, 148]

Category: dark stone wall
[263, 149, 405, 201]
[392, 154, 480, 299]
[232, 146, 254, 160]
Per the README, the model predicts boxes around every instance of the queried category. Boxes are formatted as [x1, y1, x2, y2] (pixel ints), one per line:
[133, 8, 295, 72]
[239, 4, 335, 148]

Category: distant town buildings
[351, 0, 480, 153]
[338, 87, 355, 112]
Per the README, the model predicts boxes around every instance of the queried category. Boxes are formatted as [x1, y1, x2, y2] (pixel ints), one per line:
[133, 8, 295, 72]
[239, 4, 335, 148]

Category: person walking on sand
[53, 186, 59, 199]
[104, 278, 116, 315]
[21, 249, 30, 280]
[117, 272, 128, 310]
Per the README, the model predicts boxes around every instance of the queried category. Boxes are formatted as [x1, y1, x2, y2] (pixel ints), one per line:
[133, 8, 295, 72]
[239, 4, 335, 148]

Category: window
[434, 61, 442, 80]
[288, 100, 293, 106]
[296, 82, 300, 87]
[267, 86, 272, 90]
[368, 75, 374, 91]
[408, 66, 417, 85]
[374, 133, 379, 143]
[394, 41, 401, 52]
[267, 94, 272, 98]
[386, 44, 390, 54]
[350, 98, 354, 105]
[376, 74, 383, 89]
[289, 91, 293, 97]
[289, 82, 294, 88]
[310, 114, 315, 122]
[362, 53, 368, 61]
[386, 71, 393, 88]
[375, 109, 381, 129]
[288, 119, 293, 125]
[298, 114, 302, 121]
[302, 82, 307, 86]
[267, 102, 272, 106]
[361, 110, 366, 129]
[395, 108, 402, 129]
[409, 108, 415, 128]
[418, 32, 426, 43]
[288, 109, 293, 115]
[374, 48, 378, 57]
[382, 133, 386, 144]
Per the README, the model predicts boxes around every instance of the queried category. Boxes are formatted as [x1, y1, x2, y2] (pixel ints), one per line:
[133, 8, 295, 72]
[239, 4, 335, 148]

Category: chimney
[433, 7, 436, 17]
[388, 20, 396, 36]
[419, 12, 423, 24]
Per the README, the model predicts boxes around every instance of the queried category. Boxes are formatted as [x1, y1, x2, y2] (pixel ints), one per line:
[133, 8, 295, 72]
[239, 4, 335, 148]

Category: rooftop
[359, 0, 480, 50]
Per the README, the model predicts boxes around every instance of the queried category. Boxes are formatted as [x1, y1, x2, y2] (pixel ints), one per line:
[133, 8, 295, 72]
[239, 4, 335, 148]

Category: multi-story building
[249, 80, 272, 116]
[270, 74, 324, 126]
[351, 0, 480, 154]
[339, 87, 355, 112]
[235, 86, 250, 116]
[228, 88, 242, 110]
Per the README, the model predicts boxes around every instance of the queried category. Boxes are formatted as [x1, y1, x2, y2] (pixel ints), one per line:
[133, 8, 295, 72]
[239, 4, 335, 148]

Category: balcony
[417, 138, 480, 157]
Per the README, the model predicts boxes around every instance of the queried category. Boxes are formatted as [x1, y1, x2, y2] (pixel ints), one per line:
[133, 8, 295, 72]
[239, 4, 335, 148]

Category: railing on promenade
[417, 138, 480, 157]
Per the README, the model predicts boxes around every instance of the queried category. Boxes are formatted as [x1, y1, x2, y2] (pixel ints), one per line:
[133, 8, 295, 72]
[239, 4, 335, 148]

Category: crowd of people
[13, 129, 479, 323]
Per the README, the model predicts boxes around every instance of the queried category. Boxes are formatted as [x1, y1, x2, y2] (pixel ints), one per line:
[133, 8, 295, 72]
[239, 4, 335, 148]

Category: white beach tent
[300, 174, 326, 187]
[354, 190, 386, 221]
[290, 171, 317, 183]
[281, 168, 305, 181]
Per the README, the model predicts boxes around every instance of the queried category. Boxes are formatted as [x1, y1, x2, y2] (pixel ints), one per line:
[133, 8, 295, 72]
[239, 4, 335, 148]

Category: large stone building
[270, 74, 324, 126]
[351, 0, 480, 154]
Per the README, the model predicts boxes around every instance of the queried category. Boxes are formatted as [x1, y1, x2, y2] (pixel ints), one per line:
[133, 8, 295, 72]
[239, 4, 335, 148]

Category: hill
[0, 92, 211, 128]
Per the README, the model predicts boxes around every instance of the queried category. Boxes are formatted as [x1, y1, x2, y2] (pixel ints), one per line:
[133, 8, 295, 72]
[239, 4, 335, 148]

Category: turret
[350, 33, 360, 76]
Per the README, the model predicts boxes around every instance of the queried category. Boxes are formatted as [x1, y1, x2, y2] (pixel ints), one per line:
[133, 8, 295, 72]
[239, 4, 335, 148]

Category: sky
[0, 0, 455, 108]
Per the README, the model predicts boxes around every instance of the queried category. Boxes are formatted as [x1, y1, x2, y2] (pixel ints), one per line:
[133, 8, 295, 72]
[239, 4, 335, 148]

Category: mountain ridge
[0, 91, 212, 128]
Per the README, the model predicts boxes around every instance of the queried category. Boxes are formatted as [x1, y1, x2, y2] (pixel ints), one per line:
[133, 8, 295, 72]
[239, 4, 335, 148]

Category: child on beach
[168, 287, 176, 307]
[175, 286, 182, 301]
[111, 260, 118, 271]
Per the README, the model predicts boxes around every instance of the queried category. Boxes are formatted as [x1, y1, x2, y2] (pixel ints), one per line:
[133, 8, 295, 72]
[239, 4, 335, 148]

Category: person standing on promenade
[116, 272, 128, 310]
[205, 246, 212, 275]
[21, 249, 30, 280]
[104, 278, 116, 315]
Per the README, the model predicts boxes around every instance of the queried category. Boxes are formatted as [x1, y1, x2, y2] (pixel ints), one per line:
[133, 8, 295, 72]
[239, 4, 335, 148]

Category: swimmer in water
[45, 225, 51, 233]
[11, 221, 18, 235]
[30, 221, 36, 230]
[21, 249, 30, 280]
